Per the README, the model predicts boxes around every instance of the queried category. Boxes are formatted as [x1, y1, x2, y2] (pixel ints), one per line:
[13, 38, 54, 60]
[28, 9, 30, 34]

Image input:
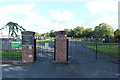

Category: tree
[0, 22, 26, 37]
[44, 32, 50, 37]
[114, 29, 120, 38]
[49, 30, 55, 37]
[63, 29, 70, 33]
[63, 29, 72, 37]
[68, 29, 75, 37]
[94, 23, 114, 40]
[114, 29, 120, 42]
[35, 32, 41, 40]
[83, 28, 93, 38]
[73, 26, 84, 38]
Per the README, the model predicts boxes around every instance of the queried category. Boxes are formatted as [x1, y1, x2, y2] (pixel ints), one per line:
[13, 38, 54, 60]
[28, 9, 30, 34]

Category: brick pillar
[21, 31, 35, 63]
[55, 31, 68, 63]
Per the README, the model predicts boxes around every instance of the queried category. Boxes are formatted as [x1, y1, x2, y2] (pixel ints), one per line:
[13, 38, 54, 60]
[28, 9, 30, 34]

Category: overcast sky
[0, 0, 119, 35]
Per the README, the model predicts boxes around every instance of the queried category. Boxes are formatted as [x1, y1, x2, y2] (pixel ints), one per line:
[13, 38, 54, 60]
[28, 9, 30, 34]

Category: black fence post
[34, 39, 36, 62]
[96, 40, 98, 59]
[54, 39, 56, 61]
[118, 40, 120, 64]
[67, 39, 69, 61]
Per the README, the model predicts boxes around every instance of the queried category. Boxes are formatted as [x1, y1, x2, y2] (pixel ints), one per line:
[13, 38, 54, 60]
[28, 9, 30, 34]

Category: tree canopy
[1, 22, 118, 41]
[94, 23, 114, 39]
[114, 29, 120, 40]
[0, 22, 26, 37]
[41, 23, 117, 40]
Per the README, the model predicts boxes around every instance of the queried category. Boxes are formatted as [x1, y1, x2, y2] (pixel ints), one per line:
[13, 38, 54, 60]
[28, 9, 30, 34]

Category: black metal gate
[36, 40, 55, 62]
[0, 38, 22, 63]
[68, 38, 118, 63]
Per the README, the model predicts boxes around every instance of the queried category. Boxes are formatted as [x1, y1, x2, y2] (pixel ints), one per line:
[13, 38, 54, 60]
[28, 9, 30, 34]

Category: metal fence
[68, 38, 119, 63]
[1, 37, 119, 64]
[0, 38, 22, 63]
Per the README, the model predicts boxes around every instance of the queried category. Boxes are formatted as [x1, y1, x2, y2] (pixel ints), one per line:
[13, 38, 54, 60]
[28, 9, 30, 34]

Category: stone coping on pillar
[21, 31, 35, 35]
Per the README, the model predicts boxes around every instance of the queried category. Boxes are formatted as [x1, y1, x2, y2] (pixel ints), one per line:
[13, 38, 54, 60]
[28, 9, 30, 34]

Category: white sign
[29, 55, 33, 57]
[29, 46, 32, 50]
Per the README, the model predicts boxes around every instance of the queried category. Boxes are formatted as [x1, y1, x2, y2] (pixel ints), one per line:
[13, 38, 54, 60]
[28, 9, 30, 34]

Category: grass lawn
[37, 39, 119, 45]
[0, 49, 22, 58]
[70, 40, 118, 45]
[36, 40, 54, 43]
[86, 45, 119, 57]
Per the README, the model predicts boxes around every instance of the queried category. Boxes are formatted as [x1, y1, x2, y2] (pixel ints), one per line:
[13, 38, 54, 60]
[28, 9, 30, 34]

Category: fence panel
[0, 38, 22, 63]
[68, 38, 118, 63]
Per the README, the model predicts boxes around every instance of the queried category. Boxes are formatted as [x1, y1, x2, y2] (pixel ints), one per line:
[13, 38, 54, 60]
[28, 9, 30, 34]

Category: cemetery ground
[1, 40, 119, 78]
[36, 40, 119, 58]
[87, 45, 119, 57]
[0, 40, 119, 58]
[0, 49, 21, 58]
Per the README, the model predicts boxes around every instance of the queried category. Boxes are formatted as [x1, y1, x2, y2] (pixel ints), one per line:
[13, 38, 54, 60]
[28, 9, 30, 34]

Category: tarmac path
[2, 42, 119, 78]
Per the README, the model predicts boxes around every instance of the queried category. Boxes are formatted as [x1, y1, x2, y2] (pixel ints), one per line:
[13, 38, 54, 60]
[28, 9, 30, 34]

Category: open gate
[36, 40, 55, 62]
[36, 31, 69, 63]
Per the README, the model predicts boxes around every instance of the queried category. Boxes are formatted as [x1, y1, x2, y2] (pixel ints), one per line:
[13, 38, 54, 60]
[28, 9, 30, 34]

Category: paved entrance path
[69, 42, 118, 62]
[2, 59, 119, 78]
[2, 42, 119, 78]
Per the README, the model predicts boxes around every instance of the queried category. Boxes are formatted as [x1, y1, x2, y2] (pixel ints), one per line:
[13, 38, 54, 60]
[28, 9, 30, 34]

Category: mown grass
[86, 45, 119, 57]
[70, 40, 118, 45]
[36, 40, 54, 43]
[0, 49, 22, 58]
[36, 39, 118, 45]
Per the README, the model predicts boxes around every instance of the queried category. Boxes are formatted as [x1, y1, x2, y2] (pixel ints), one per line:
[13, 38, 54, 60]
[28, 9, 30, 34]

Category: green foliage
[64, 29, 74, 37]
[36, 40, 54, 43]
[41, 30, 55, 37]
[114, 29, 120, 39]
[73, 26, 84, 38]
[63, 29, 73, 37]
[94, 23, 114, 39]
[36, 23, 116, 40]
[49, 30, 55, 37]
[0, 22, 26, 37]
[70, 40, 118, 45]
[83, 28, 93, 38]
[0, 49, 22, 58]
[35, 32, 41, 40]
[45, 32, 50, 37]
